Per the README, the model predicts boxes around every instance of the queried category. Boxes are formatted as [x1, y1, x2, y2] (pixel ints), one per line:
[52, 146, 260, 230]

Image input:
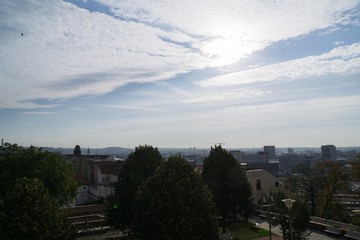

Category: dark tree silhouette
[0, 143, 77, 204]
[133, 155, 219, 240]
[202, 145, 253, 232]
[107, 145, 163, 232]
[1, 177, 75, 240]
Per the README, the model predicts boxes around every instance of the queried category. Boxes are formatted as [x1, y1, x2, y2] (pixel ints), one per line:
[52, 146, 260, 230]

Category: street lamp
[282, 199, 295, 240]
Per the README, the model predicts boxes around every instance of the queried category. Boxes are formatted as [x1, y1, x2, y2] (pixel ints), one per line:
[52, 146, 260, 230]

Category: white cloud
[22, 111, 56, 115]
[0, 0, 213, 109]
[334, 40, 345, 46]
[183, 89, 271, 104]
[197, 43, 360, 87]
[229, 95, 360, 112]
[0, 0, 359, 109]
[93, 104, 161, 111]
[97, 0, 360, 62]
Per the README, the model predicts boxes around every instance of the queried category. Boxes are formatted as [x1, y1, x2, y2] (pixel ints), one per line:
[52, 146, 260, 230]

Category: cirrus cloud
[196, 43, 360, 87]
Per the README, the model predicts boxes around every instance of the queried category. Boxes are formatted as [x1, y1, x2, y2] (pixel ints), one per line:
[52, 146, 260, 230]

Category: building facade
[246, 169, 280, 205]
[321, 145, 337, 161]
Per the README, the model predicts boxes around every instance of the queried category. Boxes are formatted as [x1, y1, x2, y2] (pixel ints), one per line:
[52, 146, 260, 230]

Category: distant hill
[41, 146, 133, 157]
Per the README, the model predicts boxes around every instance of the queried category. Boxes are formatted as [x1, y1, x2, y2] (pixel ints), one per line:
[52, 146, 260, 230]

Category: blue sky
[0, 0, 359, 148]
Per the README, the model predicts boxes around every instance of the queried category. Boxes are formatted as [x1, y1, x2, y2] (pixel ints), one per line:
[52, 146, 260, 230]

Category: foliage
[285, 163, 318, 215]
[269, 189, 310, 240]
[350, 154, 360, 190]
[202, 145, 253, 232]
[285, 159, 350, 221]
[1, 177, 75, 240]
[107, 145, 163, 232]
[350, 154, 360, 226]
[133, 155, 219, 240]
[0, 143, 77, 204]
[314, 160, 350, 219]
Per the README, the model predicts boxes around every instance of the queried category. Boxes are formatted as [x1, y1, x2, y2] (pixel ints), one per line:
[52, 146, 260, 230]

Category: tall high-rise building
[74, 145, 82, 156]
[264, 146, 276, 159]
[321, 145, 337, 160]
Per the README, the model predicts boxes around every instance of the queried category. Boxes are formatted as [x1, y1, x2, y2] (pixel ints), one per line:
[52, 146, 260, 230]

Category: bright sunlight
[201, 34, 254, 66]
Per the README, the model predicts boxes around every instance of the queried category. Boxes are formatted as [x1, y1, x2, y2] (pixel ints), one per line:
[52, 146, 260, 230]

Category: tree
[1, 177, 75, 240]
[350, 154, 360, 192]
[202, 145, 253, 232]
[269, 189, 310, 240]
[133, 155, 219, 240]
[285, 160, 351, 221]
[350, 154, 360, 225]
[0, 143, 77, 204]
[285, 163, 318, 215]
[314, 160, 350, 220]
[107, 145, 163, 232]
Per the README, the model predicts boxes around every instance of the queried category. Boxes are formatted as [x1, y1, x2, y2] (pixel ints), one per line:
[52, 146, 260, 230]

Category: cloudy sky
[1, 0, 359, 149]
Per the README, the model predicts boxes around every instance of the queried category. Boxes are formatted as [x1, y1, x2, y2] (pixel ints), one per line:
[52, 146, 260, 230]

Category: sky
[0, 0, 360, 149]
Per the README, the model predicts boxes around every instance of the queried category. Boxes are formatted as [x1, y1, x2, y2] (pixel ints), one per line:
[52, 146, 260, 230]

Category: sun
[198, 23, 256, 66]
[202, 36, 251, 66]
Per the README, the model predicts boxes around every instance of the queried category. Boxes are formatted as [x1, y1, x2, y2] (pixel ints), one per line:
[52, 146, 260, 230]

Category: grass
[221, 221, 270, 240]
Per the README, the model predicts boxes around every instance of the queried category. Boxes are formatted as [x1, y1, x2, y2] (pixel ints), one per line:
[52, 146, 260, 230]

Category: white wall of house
[76, 185, 89, 205]
[85, 184, 115, 202]
[75, 160, 120, 205]
[246, 169, 280, 205]
[94, 165, 101, 185]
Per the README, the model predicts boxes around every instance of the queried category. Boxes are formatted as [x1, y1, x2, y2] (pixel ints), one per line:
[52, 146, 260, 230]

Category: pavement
[77, 216, 345, 240]
[250, 216, 344, 240]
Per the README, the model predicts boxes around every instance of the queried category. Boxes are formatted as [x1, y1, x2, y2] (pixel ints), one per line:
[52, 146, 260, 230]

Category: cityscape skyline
[1, 1, 360, 148]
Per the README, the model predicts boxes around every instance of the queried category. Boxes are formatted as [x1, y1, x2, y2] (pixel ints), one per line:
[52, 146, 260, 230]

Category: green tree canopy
[269, 189, 310, 240]
[133, 155, 219, 240]
[202, 145, 253, 232]
[1, 177, 75, 240]
[107, 145, 163, 232]
[0, 143, 77, 204]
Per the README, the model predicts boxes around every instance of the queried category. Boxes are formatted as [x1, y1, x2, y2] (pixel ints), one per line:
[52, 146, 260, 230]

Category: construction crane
[204, 142, 226, 147]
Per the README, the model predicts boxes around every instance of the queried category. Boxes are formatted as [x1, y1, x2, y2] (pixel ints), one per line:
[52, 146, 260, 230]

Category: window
[89, 166, 95, 184]
[256, 179, 261, 190]
[275, 181, 279, 187]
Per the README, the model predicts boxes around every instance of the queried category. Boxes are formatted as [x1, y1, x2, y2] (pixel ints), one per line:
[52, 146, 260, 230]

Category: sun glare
[202, 36, 251, 66]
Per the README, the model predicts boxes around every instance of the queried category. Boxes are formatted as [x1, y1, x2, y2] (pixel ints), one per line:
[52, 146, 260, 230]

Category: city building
[230, 150, 280, 176]
[321, 145, 337, 161]
[263, 146, 276, 159]
[64, 145, 125, 205]
[278, 154, 314, 173]
[287, 148, 294, 154]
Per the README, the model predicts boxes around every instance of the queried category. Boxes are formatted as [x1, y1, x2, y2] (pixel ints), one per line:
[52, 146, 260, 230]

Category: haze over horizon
[1, 0, 360, 148]
[22, 144, 360, 150]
